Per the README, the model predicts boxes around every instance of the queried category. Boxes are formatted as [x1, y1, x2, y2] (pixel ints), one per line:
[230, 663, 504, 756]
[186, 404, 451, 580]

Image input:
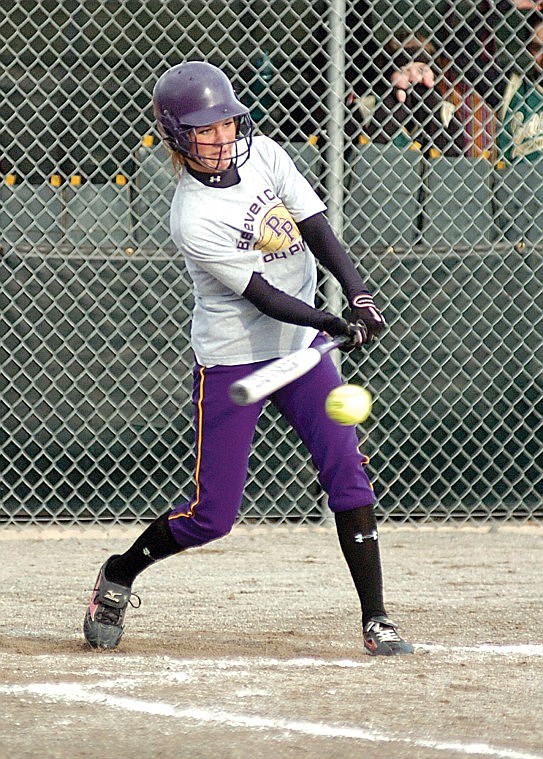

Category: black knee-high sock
[106, 512, 183, 587]
[334, 505, 387, 626]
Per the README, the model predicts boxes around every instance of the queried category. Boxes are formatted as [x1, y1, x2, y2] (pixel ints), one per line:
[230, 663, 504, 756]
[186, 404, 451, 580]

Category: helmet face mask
[164, 113, 253, 171]
[153, 62, 253, 172]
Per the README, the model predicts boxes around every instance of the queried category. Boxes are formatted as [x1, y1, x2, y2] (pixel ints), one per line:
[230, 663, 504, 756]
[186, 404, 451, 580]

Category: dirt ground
[0, 523, 542, 759]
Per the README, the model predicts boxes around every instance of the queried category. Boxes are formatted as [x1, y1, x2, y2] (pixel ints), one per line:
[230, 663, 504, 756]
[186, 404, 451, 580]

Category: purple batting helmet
[153, 61, 253, 169]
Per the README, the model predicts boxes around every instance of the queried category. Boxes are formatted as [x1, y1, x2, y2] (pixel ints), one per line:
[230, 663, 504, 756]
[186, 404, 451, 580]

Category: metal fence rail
[1, 1, 542, 525]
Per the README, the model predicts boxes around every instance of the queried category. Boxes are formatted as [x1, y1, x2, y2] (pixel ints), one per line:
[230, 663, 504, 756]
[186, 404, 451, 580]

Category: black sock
[334, 505, 387, 626]
[106, 512, 182, 587]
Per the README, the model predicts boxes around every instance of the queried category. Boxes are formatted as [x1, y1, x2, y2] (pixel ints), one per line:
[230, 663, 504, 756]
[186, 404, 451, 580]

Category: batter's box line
[0, 682, 541, 759]
[416, 644, 543, 657]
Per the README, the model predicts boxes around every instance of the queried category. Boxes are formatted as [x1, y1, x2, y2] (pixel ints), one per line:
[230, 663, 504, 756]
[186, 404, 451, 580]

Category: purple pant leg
[271, 336, 375, 511]
[168, 362, 264, 547]
[168, 335, 374, 547]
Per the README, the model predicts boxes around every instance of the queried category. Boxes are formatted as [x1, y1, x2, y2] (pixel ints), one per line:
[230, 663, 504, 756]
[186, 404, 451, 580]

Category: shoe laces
[96, 606, 123, 625]
[367, 620, 402, 642]
[129, 592, 142, 609]
[94, 592, 141, 625]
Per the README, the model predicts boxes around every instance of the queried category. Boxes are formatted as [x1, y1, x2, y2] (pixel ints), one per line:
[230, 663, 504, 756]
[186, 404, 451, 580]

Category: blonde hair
[169, 149, 186, 174]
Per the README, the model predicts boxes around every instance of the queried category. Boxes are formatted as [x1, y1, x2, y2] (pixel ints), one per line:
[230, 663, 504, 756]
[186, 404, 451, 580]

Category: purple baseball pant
[167, 334, 376, 548]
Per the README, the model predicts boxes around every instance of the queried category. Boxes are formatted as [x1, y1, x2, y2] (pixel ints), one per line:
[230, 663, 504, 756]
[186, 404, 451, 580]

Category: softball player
[84, 61, 413, 656]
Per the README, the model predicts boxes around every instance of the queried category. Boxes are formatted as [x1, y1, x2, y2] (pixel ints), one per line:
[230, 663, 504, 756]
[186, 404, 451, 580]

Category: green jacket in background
[498, 75, 543, 162]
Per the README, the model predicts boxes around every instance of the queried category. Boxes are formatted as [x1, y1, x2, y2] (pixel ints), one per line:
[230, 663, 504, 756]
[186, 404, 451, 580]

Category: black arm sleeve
[297, 212, 368, 301]
[242, 272, 347, 337]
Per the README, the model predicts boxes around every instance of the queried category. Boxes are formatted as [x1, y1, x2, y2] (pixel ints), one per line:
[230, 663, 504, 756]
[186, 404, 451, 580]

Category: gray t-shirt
[170, 135, 326, 366]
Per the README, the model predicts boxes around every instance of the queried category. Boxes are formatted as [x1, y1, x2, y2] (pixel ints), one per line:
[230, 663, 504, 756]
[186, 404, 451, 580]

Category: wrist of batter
[318, 313, 349, 338]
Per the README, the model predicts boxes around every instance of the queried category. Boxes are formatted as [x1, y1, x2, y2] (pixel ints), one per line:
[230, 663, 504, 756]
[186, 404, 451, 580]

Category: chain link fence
[1, 1, 542, 526]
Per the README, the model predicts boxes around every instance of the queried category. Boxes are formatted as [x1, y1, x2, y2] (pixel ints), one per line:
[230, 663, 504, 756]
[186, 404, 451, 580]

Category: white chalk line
[140, 643, 543, 671]
[1, 680, 541, 759]
[416, 644, 543, 657]
[2, 641, 542, 666]
[158, 643, 543, 666]
[1, 646, 541, 757]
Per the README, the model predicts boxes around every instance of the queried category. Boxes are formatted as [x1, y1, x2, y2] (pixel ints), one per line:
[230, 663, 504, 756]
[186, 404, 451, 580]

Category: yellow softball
[325, 384, 373, 425]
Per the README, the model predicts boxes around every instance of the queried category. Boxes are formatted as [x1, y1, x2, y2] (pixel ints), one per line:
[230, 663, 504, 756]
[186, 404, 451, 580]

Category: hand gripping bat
[229, 336, 349, 406]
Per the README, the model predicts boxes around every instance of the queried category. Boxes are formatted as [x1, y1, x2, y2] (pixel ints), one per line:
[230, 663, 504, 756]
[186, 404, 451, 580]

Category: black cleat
[83, 555, 140, 650]
[363, 615, 414, 656]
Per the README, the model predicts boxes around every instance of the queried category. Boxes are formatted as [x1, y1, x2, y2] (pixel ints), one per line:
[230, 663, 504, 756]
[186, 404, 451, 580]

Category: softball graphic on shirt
[254, 203, 300, 253]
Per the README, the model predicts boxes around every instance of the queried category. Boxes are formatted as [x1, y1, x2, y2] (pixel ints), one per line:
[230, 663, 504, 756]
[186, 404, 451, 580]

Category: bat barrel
[229, 337, 348, 406]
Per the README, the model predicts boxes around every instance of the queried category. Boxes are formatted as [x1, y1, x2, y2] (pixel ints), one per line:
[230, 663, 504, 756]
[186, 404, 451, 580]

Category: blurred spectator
[498, 17, 543, 160]
[435, 0, 543, 109]
[349, 2, 543, 160]
[494, 17, 543, 241]
[349, 29, 497, 158]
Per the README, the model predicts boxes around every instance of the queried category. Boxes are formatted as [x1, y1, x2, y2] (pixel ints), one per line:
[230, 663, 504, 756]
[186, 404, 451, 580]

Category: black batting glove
[349, 292, 386, 344]
[321, 315, 368, 352]
[339, 322, 368, 352]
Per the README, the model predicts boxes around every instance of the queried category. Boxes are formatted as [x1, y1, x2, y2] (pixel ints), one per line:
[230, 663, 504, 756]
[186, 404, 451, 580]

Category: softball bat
[229, 336, 348, 405]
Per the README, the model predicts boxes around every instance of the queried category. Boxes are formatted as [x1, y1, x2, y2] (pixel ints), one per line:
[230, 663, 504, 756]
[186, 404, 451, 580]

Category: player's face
[187, 118, 238, 172]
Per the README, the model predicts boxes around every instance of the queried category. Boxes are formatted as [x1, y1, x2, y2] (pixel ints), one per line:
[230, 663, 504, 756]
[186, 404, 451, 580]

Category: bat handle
[315, 336, 351, 356]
